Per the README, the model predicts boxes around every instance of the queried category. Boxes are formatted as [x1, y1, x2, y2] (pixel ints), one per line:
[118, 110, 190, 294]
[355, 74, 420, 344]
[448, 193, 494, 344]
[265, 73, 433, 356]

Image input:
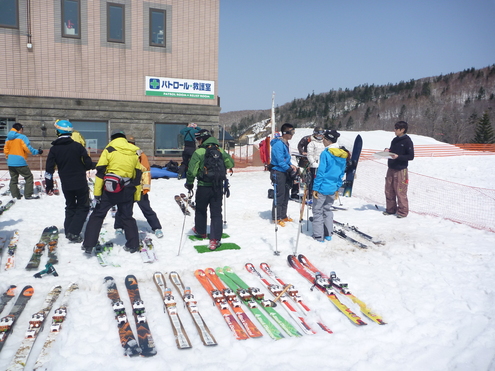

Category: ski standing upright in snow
[342, 134, 363, 197]
[6, 285, 62, 371]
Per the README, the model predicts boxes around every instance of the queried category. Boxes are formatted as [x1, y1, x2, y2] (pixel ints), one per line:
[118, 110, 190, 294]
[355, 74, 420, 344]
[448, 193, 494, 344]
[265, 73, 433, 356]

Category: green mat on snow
[188, 233, 230, 241]
[193, 242, 241, 254]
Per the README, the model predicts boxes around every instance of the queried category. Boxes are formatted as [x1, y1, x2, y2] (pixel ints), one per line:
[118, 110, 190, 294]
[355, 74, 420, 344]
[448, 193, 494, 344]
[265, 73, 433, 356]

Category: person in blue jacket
[269, 123, 298, 226]
[178, 122, 202, 179]
[3, 123, 43, 199]
[312, 130, 348, 242]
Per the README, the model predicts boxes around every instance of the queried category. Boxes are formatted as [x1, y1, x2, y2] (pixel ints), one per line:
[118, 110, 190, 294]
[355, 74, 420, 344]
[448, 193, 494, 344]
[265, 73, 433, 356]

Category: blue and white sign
[145, 76, 215, 100]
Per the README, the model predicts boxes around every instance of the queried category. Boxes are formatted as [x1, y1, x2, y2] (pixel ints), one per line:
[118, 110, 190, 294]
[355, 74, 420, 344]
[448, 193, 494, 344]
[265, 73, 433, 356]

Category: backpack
[200, 144, 226, 188]
[165, 160, 179, 173]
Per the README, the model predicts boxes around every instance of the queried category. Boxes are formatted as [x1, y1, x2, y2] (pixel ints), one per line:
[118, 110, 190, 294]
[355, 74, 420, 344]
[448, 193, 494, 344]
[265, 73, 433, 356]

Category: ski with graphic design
[0, 199, 15, 215]
[212, 268, 284, 340]
[139, 237, 158, 263]
[4, 231, 19, 270]
[333, 220, 385, 245]
[245, 263, 317, 335]
[194, 269, 249, 340]
[104, 276, 141, 357]
[175, 195, 190, 216]
[6, 286, 61, 370]
[153, 272, 192, 349]
[95, 230, 120, 267]
[0, 286, 34, 353]
[343, 134, 362, 197]
[169, 271, 217, 346]
[125, 275, 157, 357]
[205, 268, 265, 339]
[221, 266, 302, 337]
[288, 255, 367, 326]
[333, 227, 368, 249]
[25, 226, 58, 270]
[259, 262, 333, 334]
[180, 193, 195, 210]
[0, 285, 16, 315]
[33, 283, 79, 370]
[297, 254, 385, 325]
[46, 227, 60, 265]
[0, 234, 7, 264]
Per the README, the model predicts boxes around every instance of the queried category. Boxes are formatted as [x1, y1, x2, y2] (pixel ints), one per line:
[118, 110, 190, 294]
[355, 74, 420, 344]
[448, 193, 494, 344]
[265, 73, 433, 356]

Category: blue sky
[218, 0, 495, 113]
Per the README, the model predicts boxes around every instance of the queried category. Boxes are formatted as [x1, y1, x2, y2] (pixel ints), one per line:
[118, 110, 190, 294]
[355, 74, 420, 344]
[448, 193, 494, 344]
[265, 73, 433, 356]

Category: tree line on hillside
[225, 65, 495, 144]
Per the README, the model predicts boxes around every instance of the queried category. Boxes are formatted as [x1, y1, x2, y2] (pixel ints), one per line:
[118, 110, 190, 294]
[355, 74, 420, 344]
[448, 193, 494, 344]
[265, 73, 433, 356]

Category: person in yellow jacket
[82, 129, 142, 254]
[114, 136, 163, 238]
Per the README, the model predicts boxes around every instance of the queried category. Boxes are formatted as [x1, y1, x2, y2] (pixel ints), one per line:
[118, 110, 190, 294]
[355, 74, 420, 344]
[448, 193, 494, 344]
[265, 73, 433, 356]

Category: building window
[149, 9, 165, 47]
[0, 118, 16, 152]
[71, 121, 108, 152]
[107, 3, 124, 43]
[62, 0, 80, 38]
[0, 0, 19, 29]
[155, 123, 184, 156]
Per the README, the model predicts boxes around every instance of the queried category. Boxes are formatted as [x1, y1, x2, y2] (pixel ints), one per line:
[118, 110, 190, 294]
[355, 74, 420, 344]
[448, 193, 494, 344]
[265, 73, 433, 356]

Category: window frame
[149, 8, 166, 48]
[61, 0, 81, 39]
[107, 2, 125, 43]
[155, 123, 184, 157]
[0, 0, 19, 29]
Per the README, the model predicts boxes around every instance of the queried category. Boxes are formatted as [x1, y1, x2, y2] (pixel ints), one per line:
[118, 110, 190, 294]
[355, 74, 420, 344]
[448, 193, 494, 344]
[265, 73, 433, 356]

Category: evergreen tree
[472, 112, 495, 143]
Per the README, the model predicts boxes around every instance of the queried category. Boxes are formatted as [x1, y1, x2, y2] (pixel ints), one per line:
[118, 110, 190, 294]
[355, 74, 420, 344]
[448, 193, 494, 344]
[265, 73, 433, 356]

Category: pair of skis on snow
[1, 283, 78, 371]
[25, 226, 59, 271]
[333, 220, 386, 249]
[288, 254, 386, 326]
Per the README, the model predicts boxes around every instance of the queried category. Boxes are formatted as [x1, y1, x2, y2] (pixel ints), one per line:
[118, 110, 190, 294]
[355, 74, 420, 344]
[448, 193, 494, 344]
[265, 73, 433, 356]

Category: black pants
[84, 186, 138, 249]
[179, 142, 196, 178]
[194, 186, 223, 240]
[270, 170, 290, 221]
[63, 186, 90, 236]
[114, 193, 162, 231]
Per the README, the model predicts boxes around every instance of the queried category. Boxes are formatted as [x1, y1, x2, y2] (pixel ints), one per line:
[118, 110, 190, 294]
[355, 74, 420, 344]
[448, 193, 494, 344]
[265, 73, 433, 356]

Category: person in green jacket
[82, 129, 142, 254]
[185, 129, 234, 250]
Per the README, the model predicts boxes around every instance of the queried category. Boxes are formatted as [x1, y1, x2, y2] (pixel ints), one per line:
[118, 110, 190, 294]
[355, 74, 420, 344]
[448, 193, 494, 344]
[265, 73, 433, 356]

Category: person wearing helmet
[185, 129, 234, 250]
[45, 119, 94, 242]
[113, 135, 163, 238]
[178, 122, 202, 179]
[305, 127, 326, 202]
[4, 122, 43, 199]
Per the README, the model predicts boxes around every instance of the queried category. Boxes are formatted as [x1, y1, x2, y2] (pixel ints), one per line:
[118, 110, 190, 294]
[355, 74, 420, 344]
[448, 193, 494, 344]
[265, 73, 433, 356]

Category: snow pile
[0, 131, 494, 371]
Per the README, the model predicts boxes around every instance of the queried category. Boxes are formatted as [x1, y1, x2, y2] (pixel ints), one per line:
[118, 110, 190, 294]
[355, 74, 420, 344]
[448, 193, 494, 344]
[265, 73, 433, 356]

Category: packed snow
[0, 130, 494, 371]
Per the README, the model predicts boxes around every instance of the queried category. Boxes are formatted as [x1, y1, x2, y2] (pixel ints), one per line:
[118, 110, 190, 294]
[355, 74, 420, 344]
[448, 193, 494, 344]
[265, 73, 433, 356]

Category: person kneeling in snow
[312, 130, 348, 242]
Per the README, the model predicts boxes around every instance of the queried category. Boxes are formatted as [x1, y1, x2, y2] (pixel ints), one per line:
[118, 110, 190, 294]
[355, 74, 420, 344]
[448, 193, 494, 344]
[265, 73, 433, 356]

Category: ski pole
[177, 211, 187, 256]
[294, 185, 307, 255]
[273, 171, 279, 256]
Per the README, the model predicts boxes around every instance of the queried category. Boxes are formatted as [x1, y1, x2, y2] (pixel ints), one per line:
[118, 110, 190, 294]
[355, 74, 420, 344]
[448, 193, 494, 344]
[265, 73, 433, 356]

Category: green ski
[220, 266, 302, 337]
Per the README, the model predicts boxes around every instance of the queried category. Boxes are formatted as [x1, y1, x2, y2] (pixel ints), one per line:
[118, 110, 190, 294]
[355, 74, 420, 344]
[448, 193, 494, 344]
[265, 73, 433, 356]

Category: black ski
[343, 135, 362, 197]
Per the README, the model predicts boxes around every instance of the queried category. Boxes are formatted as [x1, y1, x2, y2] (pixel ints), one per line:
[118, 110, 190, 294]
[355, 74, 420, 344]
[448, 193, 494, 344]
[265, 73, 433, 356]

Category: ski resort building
[0, 0, 220, 168]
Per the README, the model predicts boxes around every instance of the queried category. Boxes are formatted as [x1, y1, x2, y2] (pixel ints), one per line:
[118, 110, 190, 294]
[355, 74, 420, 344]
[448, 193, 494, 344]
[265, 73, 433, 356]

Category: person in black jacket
[45, 120, 94, 242]
[383, 121, 415, 218]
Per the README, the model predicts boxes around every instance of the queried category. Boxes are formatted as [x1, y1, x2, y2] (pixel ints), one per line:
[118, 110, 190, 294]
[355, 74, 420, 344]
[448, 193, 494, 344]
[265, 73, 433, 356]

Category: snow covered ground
[1, 130, 495, 371]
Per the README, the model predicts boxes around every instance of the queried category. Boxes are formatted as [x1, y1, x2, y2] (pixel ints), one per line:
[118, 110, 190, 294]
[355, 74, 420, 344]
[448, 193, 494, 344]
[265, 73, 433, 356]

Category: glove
[184, 183, 194, 191]
[223, 179, 230, 198]
[94, 196, 101, 204]
[38, 148, 44, 155]
[45, 178, 54, 195]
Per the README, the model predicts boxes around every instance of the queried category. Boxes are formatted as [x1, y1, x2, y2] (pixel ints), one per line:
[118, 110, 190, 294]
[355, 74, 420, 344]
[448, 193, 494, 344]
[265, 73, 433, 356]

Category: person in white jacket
[305, 127, 326, 201]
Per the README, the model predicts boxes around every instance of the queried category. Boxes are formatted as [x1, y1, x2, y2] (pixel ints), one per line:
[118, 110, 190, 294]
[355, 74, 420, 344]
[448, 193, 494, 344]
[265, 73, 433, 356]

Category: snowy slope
[1, 131, 495, 371]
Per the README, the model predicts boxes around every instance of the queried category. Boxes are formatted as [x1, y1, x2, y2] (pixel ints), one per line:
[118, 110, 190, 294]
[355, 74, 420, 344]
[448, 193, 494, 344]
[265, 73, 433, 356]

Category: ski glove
[184, 183, 194, 191]
[223, 179, 230, 198]
[38, 148, 44, 155]
[94, 196, 101, 204]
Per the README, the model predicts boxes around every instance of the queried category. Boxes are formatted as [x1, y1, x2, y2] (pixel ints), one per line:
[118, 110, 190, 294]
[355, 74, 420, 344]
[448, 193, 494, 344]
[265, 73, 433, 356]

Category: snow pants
[8, 166, 34, 198]
[114, 193, 162, 232]
[63, 186, 90, 236]
[84, 186, 139, 249]
[194, 185, 223, 241]
[312, 192, 335, 240]
[270, 170, 290, 221]
[385, 168, 409, 217]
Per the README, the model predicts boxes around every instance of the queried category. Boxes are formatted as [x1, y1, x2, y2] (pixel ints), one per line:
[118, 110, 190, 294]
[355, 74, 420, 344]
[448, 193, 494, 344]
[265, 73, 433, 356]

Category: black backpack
[200, 144, 226, 188]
